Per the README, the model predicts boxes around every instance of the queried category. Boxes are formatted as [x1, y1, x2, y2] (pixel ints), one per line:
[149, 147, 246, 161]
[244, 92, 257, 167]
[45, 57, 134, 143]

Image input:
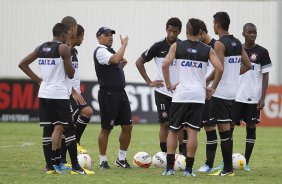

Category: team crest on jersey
[250, 53, 258, 62]
[43, 47, 51, 52]
[181, 61, 203, 68]
[187, 48, 198, 53]
[162, 112, 168, 118]
[231, 42, 237, 47]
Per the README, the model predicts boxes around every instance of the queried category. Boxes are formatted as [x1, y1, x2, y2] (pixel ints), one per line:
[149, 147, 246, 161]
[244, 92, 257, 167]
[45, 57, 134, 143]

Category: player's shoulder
[254, 44, 268, 53]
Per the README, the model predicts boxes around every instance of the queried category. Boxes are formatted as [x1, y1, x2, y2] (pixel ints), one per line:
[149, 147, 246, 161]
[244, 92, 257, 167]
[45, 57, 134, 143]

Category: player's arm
[108, 35, 128, 64]
[162, 43, 177, 92]
[135, 56, 163, 87]
[71, 87, 86, 105]
[206, 41, 225, 85]
[240, 48, 252, 74]
[207, 48, 223, 99]
[18, 46, 42, 85]
[59, 44, 74, 79]
[257, 72, 269, 109]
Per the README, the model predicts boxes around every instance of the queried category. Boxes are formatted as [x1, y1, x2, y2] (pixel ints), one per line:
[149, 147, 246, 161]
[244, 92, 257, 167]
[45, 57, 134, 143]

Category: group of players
[18, 11, 272, 177]
[19, 16, 95, 174]
[136, 12, 272, 177]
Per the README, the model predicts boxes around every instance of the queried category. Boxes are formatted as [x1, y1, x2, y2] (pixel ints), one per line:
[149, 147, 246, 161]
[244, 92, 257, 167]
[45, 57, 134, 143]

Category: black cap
[96, 27, 116, 37]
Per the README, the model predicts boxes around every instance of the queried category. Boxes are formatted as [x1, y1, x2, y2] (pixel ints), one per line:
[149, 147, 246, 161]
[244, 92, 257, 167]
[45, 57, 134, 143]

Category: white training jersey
[213, 35, 243, 100]
[71, 48, 81, 94]
[172, 40, 211, 103]
[38, 41, 72, 99]
[142, 38, 179, 97]
[236, 44, 272, 104]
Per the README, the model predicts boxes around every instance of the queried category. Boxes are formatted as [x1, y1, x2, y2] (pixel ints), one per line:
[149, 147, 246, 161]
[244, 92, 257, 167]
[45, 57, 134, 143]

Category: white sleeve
[96, 48, 113, 65]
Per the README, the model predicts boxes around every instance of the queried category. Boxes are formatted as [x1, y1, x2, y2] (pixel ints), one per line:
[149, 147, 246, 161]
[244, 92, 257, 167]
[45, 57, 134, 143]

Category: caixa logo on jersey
[228, 57, 241, 64]
[181, 61, 203, 68]
[38, 59, 56, 65]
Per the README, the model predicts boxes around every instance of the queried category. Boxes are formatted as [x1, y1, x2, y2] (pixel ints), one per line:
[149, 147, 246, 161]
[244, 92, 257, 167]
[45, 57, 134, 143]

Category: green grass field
[0, 123, 282, 184]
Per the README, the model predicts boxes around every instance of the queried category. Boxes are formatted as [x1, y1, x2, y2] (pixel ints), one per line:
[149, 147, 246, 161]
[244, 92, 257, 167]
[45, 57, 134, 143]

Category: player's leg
[177, 129, 183, 154]
[184, 127, 197, 177]
[182, 128, 187, 156]
[76, 106, 93, 152]
[183, 103, 203, 177]
[115, 91, 133, 168]
[209, 97, 234, 176]
[39, 98, 55, 173]
[155, 91, 171, 152]
[97, 89, 117, 169]
[243, 103, 259, 171]
[162, 103, 184, 176]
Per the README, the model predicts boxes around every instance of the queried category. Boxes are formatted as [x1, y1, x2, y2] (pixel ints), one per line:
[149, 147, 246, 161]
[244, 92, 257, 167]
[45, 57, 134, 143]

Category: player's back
[213, 35, 242, 100]
[38, 41, 71, 99]
[173, 40, 210, 103]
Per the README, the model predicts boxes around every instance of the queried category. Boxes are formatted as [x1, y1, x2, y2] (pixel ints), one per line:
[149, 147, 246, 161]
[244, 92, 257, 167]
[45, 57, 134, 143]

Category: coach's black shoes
[100, 161, 110, 169]
[115, 159, 131, 168]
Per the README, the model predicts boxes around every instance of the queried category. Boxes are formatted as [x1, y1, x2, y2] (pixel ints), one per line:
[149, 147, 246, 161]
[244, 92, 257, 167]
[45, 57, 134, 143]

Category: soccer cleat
[214, 162, 224, 171]
[53, 165, 65, 174]
[183, 170, 196, 177]
[115, 159, 131, 168]
[100, 161, 110, 169]
[244, 164, 251, 172]
[71, 168, 95, 175]
[162, 169, 175, 176]
[196, 164, 213, 172]
[77, 143, 87, 154]
[60, 163, 72, 171]
[44, 167, 57, 174]
[209, 170, 235, 176]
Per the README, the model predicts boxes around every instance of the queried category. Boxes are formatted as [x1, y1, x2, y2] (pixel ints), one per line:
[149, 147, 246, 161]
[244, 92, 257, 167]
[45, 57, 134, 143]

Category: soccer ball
[174, 154, 186, 171]
[133, 152, 152, 168]
[232, 153, 246, 170]
[152, 152, 167, 168]
[77, 153, 92, 170]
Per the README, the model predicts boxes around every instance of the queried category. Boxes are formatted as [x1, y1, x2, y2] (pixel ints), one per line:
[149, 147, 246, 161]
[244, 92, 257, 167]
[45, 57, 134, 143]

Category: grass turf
[0, 123, 281, 184]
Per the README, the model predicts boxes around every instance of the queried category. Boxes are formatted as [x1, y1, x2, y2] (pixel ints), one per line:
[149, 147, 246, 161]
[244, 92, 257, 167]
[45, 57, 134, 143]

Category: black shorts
[70, 95, 88, 121]
[39, 98, 73, 127]
[232, 102, 260, 125]
[169, 102, 204, 131]
[210, 97, 235, 124]
[155, 91, 172, 123]
[98, 89, 132, 130]
[202, 99, 214, 127]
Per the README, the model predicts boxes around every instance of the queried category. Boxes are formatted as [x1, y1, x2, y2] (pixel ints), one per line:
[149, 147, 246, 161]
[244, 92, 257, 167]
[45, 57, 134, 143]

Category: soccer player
[18, 23, 93, 174]
[209, 12, 252, 176]
[196, 21, 218, 172]
[94, 27, 132, 169]
[162, 18, 223, 177]
[232, 23, 272, 171]
[60, 24, 94, 168]
[136, 17, 186, 154]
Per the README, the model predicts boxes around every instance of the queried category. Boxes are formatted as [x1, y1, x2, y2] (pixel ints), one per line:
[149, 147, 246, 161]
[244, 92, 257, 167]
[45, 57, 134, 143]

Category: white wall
[0, 0, 278, 84]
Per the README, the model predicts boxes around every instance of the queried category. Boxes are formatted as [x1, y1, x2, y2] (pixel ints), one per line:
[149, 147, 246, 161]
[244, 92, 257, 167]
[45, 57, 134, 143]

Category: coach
[93, 27, 132, 169]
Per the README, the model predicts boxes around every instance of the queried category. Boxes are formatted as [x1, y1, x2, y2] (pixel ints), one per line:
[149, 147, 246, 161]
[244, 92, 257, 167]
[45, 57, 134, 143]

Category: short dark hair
[186, 18, 202, 36]
[199, 20, 208, 33]
[76, 24, 84, 36]
[61, 16, 77, 30]
[166, 17, 182, 31]
[243, 23, 256, 32]
[213, 12, 230, 31]
[52, 23, 68, 37]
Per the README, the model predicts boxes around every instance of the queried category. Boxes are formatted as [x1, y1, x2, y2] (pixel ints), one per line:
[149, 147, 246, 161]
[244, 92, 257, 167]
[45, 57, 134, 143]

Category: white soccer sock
[99, 155, 107, 164]
[118, 149, 127, 161]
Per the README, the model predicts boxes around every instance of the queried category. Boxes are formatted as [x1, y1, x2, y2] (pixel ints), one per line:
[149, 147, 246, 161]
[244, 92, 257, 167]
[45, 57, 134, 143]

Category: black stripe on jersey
[38, 41, 61, 58]
[141, 38, 181, 62]
[176, 40, 210, 63]
[219, 35, 242, 57]
[244, 44, 272, 66]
